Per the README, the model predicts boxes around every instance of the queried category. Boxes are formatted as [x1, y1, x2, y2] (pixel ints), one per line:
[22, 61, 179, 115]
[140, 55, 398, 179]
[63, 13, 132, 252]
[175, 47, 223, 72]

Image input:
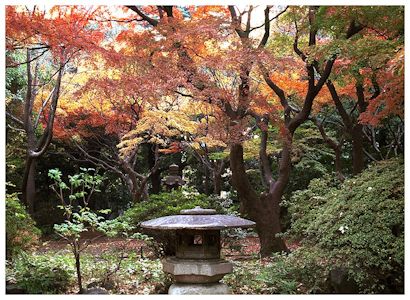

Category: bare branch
[229, 5, 247, 39]
[126, 6, 158, 27]
[293, 22, 307, 61]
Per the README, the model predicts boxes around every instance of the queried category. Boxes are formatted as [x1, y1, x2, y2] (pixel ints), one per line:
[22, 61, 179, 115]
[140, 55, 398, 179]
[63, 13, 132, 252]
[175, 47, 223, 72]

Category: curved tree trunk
[230, 143, 288, 256]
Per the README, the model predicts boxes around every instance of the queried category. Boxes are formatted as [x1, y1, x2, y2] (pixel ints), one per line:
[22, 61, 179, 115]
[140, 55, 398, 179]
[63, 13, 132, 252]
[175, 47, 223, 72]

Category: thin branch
[6, 48, 49, 68]
[258, 5, 272, 48]
[174, 90, 194, 98]
[245, 6, 253, 33]
[90, 17, 143, 23]
[34, 87, 55, 129]
[6, 111, 24, 128]
[293, 21, 307, 61]
[250, 6, 288, 32]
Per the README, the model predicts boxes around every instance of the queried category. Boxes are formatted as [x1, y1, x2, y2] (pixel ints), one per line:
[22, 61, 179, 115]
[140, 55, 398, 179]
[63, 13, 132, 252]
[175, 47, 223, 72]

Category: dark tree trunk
[147, 144, 161, 194]
[352, 124, 364, 174]
[19, 52, 65, 215]
[230, 143, 288, 256]
[212, 171, 223, 195]
[150, 170, 161, 194]
[131, 187, 143, 203]
[22, 157, 36, 214]
[212, 160, 226, 195]
[257, 192, 288, 256]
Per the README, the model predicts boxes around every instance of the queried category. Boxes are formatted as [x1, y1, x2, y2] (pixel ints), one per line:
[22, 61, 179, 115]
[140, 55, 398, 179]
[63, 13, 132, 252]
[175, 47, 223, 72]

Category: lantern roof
[140, 206, 256, 230]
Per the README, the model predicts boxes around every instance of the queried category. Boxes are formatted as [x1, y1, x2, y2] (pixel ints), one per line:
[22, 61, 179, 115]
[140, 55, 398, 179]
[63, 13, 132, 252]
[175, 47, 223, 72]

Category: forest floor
[38, 231, 300, 258]
[33, 233, 300, 294]
[38, 232, 264, 257]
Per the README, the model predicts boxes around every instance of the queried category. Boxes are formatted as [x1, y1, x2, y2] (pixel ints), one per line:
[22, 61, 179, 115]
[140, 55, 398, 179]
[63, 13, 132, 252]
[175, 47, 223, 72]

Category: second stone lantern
[140, 206, 255, 294]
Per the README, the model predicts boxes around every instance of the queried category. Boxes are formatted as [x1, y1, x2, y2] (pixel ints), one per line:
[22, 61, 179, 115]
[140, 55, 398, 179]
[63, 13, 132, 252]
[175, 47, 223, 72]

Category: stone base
[163, 257, 232, 283]
[168, 283, 231, 295]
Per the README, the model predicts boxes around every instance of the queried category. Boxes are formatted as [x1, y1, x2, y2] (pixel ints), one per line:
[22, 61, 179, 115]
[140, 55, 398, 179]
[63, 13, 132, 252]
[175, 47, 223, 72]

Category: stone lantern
[162, 164, 185, 191]
[140, 206, 255, 294]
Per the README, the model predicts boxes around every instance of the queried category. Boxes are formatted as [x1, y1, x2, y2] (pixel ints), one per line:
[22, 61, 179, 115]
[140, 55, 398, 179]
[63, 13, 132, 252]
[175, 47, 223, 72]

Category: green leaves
[6, 193, 41, 258]
[287, 157, 404, 293]
[7, 252, 74, 294]
[48, 167, 106, 206]
[48, 168, 62, 181]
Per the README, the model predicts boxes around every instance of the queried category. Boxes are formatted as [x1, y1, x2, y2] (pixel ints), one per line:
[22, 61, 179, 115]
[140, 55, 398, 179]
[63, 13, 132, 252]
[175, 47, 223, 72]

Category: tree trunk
[212, 171, 222, 195]
[74, 251, 83, 293]
[256, 192, 288, 256]
[150, 170, 161, 194]
[230, 143, 287, 256]
[212, 160, 225, 195]
[22, 157, 36, 214]
[352, 124, 364, 174]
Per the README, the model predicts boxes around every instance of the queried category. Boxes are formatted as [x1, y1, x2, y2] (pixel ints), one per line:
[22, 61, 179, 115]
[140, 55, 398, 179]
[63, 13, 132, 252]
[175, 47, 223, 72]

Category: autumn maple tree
[313, 7, 404, 175]
[6, 5, 104, 213]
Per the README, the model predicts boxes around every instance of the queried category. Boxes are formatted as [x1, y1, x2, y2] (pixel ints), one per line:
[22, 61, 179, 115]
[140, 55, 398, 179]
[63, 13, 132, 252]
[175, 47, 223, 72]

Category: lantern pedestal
[168, 282, 231, 295]
[163, 257, 232, 283]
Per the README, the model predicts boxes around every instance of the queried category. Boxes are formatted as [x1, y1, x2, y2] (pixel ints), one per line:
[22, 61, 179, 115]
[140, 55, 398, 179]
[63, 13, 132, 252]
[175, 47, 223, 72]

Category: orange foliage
[359, 49, 404, 125]
[6, 6, 104, 60]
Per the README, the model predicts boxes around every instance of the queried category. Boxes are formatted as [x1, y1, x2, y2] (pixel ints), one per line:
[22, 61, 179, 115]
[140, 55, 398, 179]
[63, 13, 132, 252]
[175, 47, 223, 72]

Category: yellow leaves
[117, 109, 199, 159]
[192, 136, 227, 150]
[117, 137, 143, 158]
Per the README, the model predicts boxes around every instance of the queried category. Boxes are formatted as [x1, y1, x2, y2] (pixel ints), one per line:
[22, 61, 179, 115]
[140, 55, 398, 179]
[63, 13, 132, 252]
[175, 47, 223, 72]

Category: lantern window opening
[193, 234, 203, 245]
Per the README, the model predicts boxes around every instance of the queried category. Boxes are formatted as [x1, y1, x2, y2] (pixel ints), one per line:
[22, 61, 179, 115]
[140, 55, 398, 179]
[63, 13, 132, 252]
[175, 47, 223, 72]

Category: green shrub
[258, 247, 332, 294]
[286, 158, 404, 293]
[120, 188, 223, 226]
[6, 192, 41, 258]
[79, 252, 169, 294]
[223, 259, 275, 294]
[7, 252, 75, 294]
